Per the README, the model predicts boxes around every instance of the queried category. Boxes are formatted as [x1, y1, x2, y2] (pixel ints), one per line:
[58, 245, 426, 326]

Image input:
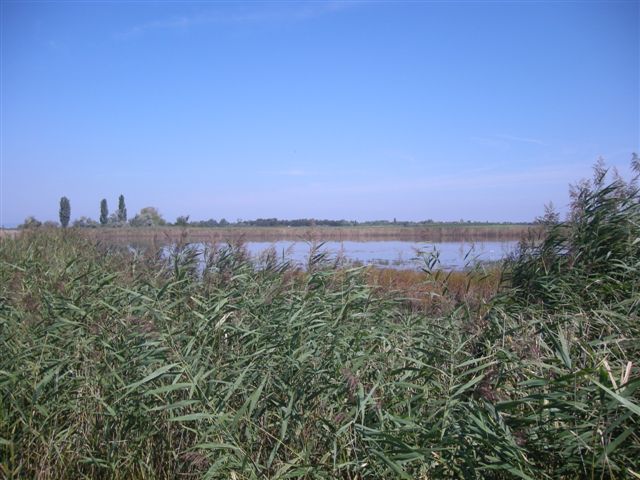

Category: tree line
[21, 195, 128, 229]
[18, 195, 530, 229]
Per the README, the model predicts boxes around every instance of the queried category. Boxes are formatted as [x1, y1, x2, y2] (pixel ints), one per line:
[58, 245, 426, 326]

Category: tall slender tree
[117, 194, 127, 222]
[100, 199, 109, 225]
[59, 197, 70, 228]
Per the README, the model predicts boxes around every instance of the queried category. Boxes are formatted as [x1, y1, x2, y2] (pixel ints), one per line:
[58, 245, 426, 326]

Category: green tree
[59, 197, 70, 228]
[100, 199, 109, 225]
[117, 194, 127, 222]
[18, 216, 42, 229]
[130, 207, 166, 227]
[73, 216, 99, 228]
[175, 215, 190, 226]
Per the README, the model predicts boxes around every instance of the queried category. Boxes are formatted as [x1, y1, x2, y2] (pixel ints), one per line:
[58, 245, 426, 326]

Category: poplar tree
[100, 199, 109, 225]
[118, 195, 127, 222]
[59, 197, 70, 228]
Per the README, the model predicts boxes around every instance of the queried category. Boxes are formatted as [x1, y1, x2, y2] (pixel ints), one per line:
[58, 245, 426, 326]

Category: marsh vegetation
[1, 164, 639, 479]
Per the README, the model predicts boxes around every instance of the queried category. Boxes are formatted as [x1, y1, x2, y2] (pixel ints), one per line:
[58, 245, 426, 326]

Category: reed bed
[365, 266, 502, 315]
[79, 224, 532, 245]
[1, 173, 638, 479]
[0, 230, 18, 239]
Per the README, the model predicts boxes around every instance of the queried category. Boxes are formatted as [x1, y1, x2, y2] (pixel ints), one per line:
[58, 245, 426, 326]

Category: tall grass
[80, 223, 531, 245]
[1, 166, 638, 478]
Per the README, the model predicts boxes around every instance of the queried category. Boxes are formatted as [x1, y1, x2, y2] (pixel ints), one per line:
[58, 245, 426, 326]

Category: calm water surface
[243, 240, 518, 270]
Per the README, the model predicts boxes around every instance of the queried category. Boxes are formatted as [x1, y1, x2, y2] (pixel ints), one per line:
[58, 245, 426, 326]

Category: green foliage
[99, 199, 109, 225]
[17, 216, 42, 229]
[117, 194, 127, 222]
[175, 215, 190, 226]
[1, 160, 638, 478]
[130, 206, 166, 227]
[58, 196, 70, 228]
[506, 159, 639, 311]
[533, 201, 560, 225]
[73, 216, 99, 228]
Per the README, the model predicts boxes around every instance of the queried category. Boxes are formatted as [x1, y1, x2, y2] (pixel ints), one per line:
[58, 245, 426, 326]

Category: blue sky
[1, 1, 638, 226]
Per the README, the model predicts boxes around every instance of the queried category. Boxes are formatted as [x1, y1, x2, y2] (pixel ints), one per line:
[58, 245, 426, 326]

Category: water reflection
[138, 239, 517, 271]
[243, 240, 517, 270]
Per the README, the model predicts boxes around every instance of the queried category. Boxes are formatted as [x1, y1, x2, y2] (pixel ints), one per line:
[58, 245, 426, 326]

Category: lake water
[241, 240, 518, 270]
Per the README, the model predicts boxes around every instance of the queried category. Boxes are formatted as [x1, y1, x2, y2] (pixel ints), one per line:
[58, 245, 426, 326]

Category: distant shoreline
[72, 224, 534, 243]
[0, 229, 19, 239]
[3, 224, 535, 243]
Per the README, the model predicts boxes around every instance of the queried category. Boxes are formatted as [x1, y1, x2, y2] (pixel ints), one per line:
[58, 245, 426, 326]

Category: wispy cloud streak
[472, 134, 548, 149]
[280, 162, 590, 197]
[115, 2, 352, 39]
[495, 134, 547, 146]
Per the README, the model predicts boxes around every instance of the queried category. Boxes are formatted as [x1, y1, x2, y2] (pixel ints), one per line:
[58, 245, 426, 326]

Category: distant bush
[102, 213, 124, 227]
[17, 216, 42, 229]
[129, 206, 166, 227]
[184, 217, 530, 228]
[188, 218, 219, 227]
[175, 215, 190, 226]
[72, 216, 99, 228]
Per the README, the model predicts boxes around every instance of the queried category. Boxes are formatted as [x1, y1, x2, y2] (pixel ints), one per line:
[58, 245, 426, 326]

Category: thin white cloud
[471, 134, 547, 149]
[495, 134, 548, 146]
[280, 162, 590, 197]
[115, 15, 206, 39]
[115, 2, 353, 39]
[470, 136, 510, 150]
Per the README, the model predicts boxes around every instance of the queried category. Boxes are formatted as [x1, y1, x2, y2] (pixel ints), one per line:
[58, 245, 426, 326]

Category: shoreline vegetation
[1, 162, 639, 478]
[3, 223, 533, 243]
[94, 224, 533, 243]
